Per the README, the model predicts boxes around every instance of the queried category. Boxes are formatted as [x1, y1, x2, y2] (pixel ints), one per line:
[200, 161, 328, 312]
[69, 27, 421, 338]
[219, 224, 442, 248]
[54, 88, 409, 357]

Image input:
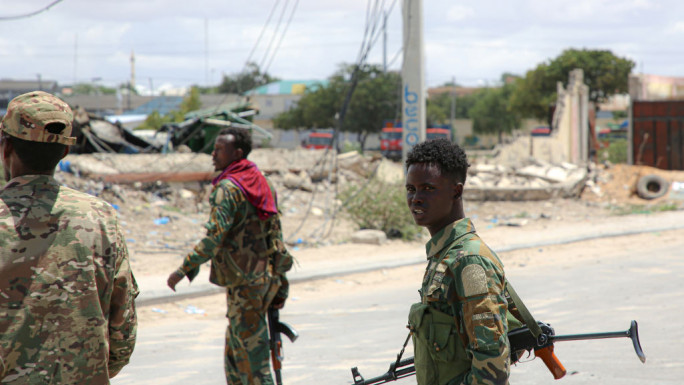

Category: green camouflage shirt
[416, 217, 510, 385]
[0, 175, 138, 384]
[177, 178, 292, 297]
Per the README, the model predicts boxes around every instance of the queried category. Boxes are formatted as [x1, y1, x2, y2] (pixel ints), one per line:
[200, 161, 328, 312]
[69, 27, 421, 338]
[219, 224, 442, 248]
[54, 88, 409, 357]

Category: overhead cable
[263, 0, 300, 74]
[0, 0, 64, 21]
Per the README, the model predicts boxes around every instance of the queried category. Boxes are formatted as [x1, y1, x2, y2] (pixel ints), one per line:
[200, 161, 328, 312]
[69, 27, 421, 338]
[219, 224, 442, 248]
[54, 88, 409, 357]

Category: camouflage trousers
[224, 284, 274, 385]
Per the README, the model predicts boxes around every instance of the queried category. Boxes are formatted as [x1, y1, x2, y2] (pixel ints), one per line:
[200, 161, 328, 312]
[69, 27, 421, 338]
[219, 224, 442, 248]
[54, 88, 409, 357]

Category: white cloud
[0, 0, 682, 89]
[446, 5, 475, 21]
[670, 22, 684, 34]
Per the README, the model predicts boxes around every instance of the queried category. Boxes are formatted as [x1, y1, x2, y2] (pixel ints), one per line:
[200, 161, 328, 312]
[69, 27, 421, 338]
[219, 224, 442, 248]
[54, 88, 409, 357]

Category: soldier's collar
[425, 218, 476, 258]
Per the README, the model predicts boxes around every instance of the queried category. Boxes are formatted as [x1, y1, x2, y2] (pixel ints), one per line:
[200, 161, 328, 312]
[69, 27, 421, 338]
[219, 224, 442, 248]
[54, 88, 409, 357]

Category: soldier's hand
[167, 271, 183, 292]
[271, 295, 286, 310]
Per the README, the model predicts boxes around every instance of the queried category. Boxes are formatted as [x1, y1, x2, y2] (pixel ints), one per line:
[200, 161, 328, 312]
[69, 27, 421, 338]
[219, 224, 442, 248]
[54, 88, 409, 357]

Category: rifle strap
[505, 279, 542, 339]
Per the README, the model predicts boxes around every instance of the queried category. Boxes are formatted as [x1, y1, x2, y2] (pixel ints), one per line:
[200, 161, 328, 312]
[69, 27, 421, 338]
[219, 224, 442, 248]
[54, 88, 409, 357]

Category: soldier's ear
[1, 135, 12, 160]
[453, 182, 463, 200]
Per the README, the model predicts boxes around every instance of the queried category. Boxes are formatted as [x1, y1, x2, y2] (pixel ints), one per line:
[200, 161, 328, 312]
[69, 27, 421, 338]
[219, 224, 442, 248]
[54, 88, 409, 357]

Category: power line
[258, 0, 291, 73]
[0, 0, 65, 21]
[243, 0, 280, 68]
[263, 0, 299, 74]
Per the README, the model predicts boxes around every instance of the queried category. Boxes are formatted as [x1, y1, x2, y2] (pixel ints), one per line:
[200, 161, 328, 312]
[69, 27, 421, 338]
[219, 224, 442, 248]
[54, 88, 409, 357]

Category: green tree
[179, 86, 201, 112]
[470, 84, 521, 143]
[72, 83, 116, 95]
[426, 90, 479, 125]
[343, 65, 402, 150]
[218, 62, 279, 94]
[273, 64, 401, 151]
[136, 86, 203, 130]
[511, 48, 635, 120]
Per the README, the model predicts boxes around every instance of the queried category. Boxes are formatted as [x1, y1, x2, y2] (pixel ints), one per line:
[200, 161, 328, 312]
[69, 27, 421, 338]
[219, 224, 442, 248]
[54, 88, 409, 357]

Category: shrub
[338, 178, 423, 241]
[598, 139, 628, 164]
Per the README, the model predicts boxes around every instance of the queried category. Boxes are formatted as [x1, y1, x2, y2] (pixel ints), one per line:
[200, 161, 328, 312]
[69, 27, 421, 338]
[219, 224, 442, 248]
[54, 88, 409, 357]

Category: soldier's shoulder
[212, 179, 243, 205]
[444, 236, 496, 265]
[59, 186, 118, 213]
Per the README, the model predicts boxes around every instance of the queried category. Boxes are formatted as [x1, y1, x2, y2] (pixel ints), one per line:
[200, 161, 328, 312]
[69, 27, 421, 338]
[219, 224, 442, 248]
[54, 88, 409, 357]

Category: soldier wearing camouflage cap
[0, 91, 138, 383]
[167, 127, 293, 385]
[405, 139, 515, 385]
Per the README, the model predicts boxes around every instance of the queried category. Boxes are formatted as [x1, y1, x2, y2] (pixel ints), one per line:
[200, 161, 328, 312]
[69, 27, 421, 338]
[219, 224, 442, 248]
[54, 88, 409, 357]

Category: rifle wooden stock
[535, 345, 566, 379]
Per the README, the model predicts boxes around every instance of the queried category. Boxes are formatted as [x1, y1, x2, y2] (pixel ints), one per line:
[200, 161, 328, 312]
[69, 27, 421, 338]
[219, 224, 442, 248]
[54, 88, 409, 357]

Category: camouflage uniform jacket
[177, 178, 293, 302]
[0, 175, 138, 384]
[409, 218, 510, 385]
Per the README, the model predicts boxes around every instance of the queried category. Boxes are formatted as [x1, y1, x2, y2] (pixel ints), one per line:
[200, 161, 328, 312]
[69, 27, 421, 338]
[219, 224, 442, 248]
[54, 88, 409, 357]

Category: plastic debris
[154, 217, 170, 225]
[184, 305, 205, 315]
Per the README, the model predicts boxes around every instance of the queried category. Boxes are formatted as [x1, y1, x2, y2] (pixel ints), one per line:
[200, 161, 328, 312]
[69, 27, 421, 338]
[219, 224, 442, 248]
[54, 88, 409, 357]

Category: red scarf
[212, 158, 277, 220]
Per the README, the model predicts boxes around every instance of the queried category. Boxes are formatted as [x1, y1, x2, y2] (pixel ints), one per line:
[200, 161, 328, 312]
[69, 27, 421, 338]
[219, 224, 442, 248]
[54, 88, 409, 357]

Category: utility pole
[450, 77, 456, 125]
[382, 11, 388, 73]
[73, 34, 78, 85]
[401, 0, 426, 164]
[205, 18, 209, 86]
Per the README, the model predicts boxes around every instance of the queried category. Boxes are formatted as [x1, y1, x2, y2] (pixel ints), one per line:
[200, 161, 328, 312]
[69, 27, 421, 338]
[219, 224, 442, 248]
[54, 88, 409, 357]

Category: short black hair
[218, 127, 251, 158]
[4, 124, 67, 172]
[405, 139, 470, 183]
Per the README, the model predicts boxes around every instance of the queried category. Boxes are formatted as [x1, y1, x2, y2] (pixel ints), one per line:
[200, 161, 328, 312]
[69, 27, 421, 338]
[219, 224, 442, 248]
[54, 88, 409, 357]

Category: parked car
[302, 129, 334, 149]
[531, 126, 551, 136]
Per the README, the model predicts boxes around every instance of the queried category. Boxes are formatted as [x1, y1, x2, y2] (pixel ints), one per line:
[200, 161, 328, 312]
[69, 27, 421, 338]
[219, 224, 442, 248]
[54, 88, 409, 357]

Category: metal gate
[630, 101, 684, 170]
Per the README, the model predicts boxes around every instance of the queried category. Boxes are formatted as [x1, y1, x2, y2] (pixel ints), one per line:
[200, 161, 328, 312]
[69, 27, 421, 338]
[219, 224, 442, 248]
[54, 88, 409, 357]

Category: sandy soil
[136, 227, 684, 327]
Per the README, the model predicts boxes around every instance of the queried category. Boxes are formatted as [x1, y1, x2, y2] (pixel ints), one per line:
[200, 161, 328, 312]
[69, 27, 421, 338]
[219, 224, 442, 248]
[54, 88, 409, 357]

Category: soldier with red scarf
[167, 127, 293, 385]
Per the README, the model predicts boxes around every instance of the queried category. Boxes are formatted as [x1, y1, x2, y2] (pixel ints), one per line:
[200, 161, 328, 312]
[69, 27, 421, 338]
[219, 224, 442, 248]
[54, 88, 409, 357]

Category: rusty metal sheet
[632, 101, 684, 170]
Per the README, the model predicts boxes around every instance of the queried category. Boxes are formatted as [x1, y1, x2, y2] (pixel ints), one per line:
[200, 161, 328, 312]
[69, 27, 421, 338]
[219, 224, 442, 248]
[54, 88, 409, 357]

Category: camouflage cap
[0, 91, 76, 145]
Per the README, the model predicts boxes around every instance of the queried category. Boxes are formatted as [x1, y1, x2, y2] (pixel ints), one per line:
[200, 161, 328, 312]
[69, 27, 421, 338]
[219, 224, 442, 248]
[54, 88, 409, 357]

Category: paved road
[113, 228, 684, 385]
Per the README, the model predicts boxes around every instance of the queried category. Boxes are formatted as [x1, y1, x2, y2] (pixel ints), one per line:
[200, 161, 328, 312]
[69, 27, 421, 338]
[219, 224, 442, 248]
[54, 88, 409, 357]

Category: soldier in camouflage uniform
[0, 91, 138, 384]
[167, 127, 293, 385]
[405, 139, 510, 385]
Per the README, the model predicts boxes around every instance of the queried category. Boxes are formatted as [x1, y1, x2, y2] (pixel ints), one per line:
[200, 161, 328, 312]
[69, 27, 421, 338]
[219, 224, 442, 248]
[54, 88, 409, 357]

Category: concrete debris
[59, 148, 592, 204]
[50, 147, 608, 254]
[467, 157, 588, 201]
[62, 153, 213, 176]
[350, 229, 387, 245]
[283, 171, 314, 192]
[71, 107, 162, 154]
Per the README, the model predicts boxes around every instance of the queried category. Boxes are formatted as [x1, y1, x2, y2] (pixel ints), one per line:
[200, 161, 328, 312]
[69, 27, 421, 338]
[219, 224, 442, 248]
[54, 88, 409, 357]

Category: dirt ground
[136, 225, 684, 327]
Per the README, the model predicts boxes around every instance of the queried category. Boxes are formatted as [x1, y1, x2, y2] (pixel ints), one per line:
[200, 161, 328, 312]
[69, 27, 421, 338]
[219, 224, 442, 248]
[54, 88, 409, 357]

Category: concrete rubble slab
[59, 149, 591, 202]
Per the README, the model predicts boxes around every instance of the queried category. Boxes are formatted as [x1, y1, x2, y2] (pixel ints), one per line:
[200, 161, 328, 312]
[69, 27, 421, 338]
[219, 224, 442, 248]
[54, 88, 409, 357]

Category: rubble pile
[53, 146, 682, 252]
[466, 158, 588, 201]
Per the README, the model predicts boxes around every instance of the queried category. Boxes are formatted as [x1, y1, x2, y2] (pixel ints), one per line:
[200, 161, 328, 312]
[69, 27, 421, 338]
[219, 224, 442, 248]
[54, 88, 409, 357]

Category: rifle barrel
[551, 320, 646, 363]
[553, 330, 629, 342]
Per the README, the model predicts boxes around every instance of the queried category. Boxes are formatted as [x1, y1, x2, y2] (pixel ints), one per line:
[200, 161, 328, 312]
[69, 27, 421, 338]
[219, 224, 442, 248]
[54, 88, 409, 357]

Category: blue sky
[0, 0, 682, 94]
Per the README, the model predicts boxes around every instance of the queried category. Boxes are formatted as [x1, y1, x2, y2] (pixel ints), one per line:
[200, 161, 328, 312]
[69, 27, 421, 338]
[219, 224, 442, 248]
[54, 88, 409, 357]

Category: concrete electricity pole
[401, 0, 426, 164]
[382, 11, 388, 73]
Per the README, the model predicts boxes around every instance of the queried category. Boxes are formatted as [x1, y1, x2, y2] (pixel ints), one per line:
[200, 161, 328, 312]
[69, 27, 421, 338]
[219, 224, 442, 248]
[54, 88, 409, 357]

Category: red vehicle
[302, 129, 333, 149]
[380, 124, 451, 160]
[531, 126, 551, 136]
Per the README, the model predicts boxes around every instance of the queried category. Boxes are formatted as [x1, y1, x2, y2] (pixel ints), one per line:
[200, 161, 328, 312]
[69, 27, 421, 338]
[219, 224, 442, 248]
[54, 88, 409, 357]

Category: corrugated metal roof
[0, 79, 58, 92]
[246, 80, 327, 95]
[126, 96, 183, 115]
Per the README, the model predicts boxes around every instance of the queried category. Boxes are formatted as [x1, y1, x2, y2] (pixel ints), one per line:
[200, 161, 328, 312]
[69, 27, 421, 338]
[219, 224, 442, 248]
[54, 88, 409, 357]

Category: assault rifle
[268, 308, 299, 385]
[350, 320, 645, 384]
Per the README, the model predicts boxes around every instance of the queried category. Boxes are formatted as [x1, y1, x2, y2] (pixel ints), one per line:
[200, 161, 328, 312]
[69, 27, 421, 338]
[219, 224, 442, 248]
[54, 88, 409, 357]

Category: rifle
[350, 320, 645, 384]
[268, 307, 299, 385]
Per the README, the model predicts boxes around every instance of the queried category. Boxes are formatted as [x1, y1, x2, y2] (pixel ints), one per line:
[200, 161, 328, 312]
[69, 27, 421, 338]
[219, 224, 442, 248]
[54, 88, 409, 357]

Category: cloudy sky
[0, 0, 682, 94]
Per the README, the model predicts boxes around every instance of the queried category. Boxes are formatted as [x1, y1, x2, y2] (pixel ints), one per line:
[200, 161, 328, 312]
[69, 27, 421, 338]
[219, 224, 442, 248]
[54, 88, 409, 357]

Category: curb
[136, 221, 684, 307]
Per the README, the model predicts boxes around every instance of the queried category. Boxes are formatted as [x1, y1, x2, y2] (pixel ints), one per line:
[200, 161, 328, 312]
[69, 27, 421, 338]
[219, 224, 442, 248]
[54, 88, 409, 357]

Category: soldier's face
[212, 135, 241, 171]
[406, 162, 462, 236]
